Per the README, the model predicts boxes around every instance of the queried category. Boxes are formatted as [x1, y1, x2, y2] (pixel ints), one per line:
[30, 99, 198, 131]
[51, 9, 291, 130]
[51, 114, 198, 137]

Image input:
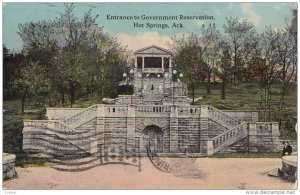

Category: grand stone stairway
[23, 103, 279, 160]
[205, 106, 249, 155]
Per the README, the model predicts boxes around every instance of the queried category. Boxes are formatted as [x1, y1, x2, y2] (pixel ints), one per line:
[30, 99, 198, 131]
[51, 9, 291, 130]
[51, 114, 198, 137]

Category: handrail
[211, 122, 248, 150]
[207, 105, 240, 128]
[63, 105, 98, 128]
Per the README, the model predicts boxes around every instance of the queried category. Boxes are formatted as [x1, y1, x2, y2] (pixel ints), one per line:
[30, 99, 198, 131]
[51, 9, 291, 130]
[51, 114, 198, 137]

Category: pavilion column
[169, 57, 172, 74]
[161, 57, 164, 70]
[135, 57, 137, 68]
[142, 56, 145, 70]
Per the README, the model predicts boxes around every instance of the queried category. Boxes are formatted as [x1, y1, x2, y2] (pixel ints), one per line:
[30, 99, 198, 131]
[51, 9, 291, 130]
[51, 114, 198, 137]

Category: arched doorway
[142, 125, 163, 153]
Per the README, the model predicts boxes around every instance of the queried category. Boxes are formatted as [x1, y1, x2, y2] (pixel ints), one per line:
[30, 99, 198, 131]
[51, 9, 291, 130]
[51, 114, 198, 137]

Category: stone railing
[63, 105, 98, 129]
[177, 106, 199, 116]
[142, 68, 164, 73]
[208, 122, 248, 155]
[104, 105, 128, 117]
[135, 105, 171, 117]
[207, 106, 241, 128]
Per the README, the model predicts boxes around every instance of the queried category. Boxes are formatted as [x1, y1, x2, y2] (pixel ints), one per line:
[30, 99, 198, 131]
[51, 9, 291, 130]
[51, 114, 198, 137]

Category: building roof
[134, 45, 172, 55]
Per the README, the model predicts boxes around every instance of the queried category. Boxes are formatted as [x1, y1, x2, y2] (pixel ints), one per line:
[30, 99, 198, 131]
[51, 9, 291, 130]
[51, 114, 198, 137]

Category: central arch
[142, 125, 163, 153]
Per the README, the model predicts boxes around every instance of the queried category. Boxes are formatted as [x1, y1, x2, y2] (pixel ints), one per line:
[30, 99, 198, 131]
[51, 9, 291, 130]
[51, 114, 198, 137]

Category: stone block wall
[178, 117, 200, 153]
[222, 110, 259, 122]
[248, 122, 280, 153]
[3, 153, 17, 180]
[218, 137, 249, 153]
[46, 108, 83, 120]
[104, 117, 127, 148]
[23, 132, 89, 159]
[208, 119, 227, 139]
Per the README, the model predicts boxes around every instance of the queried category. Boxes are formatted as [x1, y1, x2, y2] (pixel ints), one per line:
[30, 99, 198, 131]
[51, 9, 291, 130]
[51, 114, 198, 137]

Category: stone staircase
[206, 106, 248, 155]
[24, 120, 93, 157]
[63, 105, 98, 129]
[207, 106, 240, 129]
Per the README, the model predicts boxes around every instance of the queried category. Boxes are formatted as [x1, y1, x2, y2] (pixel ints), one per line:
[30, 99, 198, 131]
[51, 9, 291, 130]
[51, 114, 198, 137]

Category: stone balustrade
[104, 105, 128, 117]
[208, 122, 248, 155]
[207, 105, 241, 128]
[63, 105, 98, 128]
[142, 68, 164, 73]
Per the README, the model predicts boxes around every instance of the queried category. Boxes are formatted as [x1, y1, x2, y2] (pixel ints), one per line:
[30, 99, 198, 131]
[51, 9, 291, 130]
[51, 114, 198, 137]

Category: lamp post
[172, 69, 183, 105]
[123, 69, 134, 104]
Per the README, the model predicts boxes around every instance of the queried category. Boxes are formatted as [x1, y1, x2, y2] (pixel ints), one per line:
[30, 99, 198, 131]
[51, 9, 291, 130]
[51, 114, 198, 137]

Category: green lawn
[191, 82, 297, 112]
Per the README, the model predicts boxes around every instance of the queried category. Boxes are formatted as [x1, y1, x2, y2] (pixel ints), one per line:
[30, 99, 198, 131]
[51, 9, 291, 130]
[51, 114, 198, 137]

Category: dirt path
[3, 158, 296, 190]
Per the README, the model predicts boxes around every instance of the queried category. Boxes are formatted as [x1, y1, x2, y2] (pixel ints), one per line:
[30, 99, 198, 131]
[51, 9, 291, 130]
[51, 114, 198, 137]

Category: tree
[12, 61, 50, 114]
[275, 20, 297, 127]
[223, 17, 258, 82]
[215, 40, 232, 99]
[200, 23, 221, 94]
[17, 3, 128, 107]
[170, 34, 206, 104]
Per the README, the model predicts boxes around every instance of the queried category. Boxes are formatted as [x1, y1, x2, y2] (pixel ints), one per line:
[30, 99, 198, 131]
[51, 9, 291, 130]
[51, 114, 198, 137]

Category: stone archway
[142, 125, 163, 153]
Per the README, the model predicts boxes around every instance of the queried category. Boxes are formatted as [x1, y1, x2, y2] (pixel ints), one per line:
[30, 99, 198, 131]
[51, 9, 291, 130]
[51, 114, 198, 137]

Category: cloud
[274, 3, 286, 11]
[115, 31, 172, 52]
[240, 3, 262, 27]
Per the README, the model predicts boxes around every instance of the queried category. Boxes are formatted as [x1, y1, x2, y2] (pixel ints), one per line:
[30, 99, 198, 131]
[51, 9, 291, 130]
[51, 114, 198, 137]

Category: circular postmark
[146, 144, 206, 179]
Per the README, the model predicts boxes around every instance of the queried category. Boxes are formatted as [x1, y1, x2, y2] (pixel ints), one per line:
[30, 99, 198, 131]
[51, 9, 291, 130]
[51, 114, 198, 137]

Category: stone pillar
[135, 56, 137, 68]
[47, 121, 55, 135]
[200, 106, 209, 154]
[127, 105, 136, 150]
[161, 57, 164, 70]
[207, 140, 214, 156]
[95, 105, 105, 156]
[169, 58, 172, 80]
[271, 122, 280, 151]
[248, 122, 257, 152]
[142, 56, 145, 70]
[89, 138, 98, 155]
[170, 106, 178, 153]
[272, 122, 280, 136]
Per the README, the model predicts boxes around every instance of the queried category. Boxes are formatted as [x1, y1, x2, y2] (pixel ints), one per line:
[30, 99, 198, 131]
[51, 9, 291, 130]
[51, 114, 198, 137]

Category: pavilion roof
[134, 45, 172, 55]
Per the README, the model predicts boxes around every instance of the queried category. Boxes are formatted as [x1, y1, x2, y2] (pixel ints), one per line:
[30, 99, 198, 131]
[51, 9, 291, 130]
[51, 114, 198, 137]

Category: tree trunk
[207, 72, 211, 94]
[21, 95, 26, 115]
[221, 80, 226, 99]
[61, 91, 65, 107]
[278, 91, 285, 128]
[192, 83, 195, 105]
[48, 95, 52, 107]
[69, 82, 75, 108]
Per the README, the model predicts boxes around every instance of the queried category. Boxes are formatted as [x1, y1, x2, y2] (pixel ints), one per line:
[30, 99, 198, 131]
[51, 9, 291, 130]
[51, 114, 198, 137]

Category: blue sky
[3, 2, 297, 51]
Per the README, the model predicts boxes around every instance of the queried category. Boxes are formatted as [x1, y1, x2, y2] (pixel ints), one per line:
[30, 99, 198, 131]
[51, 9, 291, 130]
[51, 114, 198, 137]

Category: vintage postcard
[2, 1, 298, 192]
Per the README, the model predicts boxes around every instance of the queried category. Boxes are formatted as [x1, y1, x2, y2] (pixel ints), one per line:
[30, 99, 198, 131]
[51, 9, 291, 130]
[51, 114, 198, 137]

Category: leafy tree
[223, 17, 258, 82]
[200, 23, 221, 94]
[170, 34, 206, 104]
[17, 3, 128, 107]
[215, 40, 232, 99]
[12, 61, 50, 114]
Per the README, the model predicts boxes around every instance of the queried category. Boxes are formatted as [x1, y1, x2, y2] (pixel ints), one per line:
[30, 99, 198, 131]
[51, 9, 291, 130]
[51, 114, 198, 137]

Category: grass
[191, 82, 297, 111]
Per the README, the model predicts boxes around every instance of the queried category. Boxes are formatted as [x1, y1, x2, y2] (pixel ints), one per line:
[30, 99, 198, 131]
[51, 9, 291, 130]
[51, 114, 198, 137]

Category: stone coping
[282, 155, 297, 167]
[3, 153, 16, 164]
